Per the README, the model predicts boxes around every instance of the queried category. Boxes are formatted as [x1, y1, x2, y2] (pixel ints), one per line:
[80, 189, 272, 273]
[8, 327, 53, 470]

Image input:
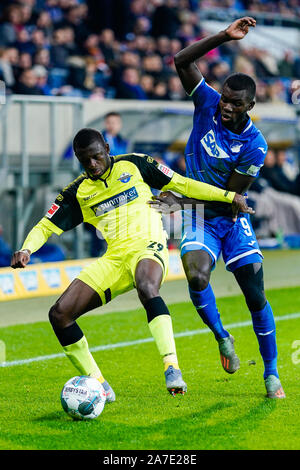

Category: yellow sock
[148, 315, 179, 369]
[63, 335, 104, 380]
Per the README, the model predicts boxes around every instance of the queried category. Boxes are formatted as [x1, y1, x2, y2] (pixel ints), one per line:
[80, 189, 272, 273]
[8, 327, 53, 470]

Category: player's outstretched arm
[10, 218, 57, 269]
[174, 16, 256, 94]
[149, 191, 254, 219]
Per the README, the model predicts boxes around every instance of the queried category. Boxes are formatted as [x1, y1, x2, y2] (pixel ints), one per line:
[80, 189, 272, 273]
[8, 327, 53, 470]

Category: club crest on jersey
[117, 172, 133, 183]
[230, 141, 243, 153]
[201, 130, 230, 159]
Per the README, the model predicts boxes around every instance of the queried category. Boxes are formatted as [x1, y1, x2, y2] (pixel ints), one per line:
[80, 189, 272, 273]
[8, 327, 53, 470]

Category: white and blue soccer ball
[61, 376, 106, 420]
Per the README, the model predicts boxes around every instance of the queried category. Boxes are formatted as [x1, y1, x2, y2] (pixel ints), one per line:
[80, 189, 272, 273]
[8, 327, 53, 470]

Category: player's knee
[187, 270, 210, 292]
[48, 302, 70, 329]
[245, 289, 266, 312]
[136, 280, 159, 304]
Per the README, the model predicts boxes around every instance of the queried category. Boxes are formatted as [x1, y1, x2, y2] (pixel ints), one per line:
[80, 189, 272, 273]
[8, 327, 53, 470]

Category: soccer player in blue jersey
[151, 17, 285, 398]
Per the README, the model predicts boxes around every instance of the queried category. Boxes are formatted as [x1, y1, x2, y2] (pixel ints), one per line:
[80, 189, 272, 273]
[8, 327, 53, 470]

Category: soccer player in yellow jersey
[11, 128, 253, 401]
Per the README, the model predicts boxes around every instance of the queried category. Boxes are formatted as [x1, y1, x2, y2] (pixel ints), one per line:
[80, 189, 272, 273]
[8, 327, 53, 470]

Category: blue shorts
[180, 211, 263, 272]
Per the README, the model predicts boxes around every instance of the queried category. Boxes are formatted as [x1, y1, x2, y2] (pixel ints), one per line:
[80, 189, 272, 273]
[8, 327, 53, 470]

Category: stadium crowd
[0, 0, 299, 102]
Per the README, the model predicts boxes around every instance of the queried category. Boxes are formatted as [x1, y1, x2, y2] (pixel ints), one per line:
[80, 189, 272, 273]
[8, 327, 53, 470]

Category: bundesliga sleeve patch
[157, 163, 174, 178]
[246, 165, 262, 177]
[46, 203, 60, 218]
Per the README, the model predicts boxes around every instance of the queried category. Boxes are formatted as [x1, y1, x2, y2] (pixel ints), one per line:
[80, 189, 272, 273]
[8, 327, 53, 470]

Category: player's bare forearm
[174, 17, 256, 94]
[226, 171, 255, 195]
[174, 31, 229, 93]
[174, 31, 229, 69]
[11, 218, 57, 268]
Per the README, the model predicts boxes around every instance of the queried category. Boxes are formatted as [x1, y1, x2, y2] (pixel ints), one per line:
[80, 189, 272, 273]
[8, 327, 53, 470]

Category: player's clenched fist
[224, 17, 256, 41]
[11, 249, 31, 269]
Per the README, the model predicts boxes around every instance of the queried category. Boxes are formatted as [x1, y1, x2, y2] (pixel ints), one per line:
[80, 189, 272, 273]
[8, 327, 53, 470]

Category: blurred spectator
[0, 48, 18, 90]
[248, 186, 300, 238]
[50, 27, 77, 67]
[34, 47, 51, 68]
[32, 64, 52, 95]
[13, 28, 36, 56]
[13, 68, 44, 95]
[278, 51, 296, 78]
[151, 0, 181, 39]
[152, 80, 169, 100]
[14, 51, 33, 80]
[115, 67, 147, 99]
[140, 73, 155, 99]
[259, 149, 300, 195]
[55, 4, 89, 46]
[167, 75, 186, 100]
[102, 112, 128, 157]
[36, 10, 54, 38]
[142, 54, 173, 81]
[0, 4, 23, 47]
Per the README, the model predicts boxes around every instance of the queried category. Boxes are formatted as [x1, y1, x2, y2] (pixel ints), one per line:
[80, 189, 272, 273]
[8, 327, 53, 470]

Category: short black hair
[73, 128, 105, 150]
[104, 111, 121, 119]
[223, 73, 256, 101]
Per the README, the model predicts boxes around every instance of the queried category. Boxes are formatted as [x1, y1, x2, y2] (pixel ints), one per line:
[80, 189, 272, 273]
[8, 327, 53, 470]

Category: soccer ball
[61, 376, 106, 420]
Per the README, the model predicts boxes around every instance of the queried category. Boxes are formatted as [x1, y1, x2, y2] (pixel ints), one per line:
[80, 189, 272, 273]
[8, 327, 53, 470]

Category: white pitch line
[1, 312, 300, 368]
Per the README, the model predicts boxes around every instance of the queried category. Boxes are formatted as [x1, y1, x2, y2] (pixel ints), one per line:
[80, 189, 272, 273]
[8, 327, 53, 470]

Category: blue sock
[189, 284, 229, 340]
[251, 301, 278, 379]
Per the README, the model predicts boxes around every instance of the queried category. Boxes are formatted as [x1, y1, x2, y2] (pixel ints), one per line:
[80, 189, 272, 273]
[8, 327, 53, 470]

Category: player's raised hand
[148, 191, 182, 214]
[232, 194, 255, 222]
[224, 17, 256, 41]
[11, 249, 31, 269]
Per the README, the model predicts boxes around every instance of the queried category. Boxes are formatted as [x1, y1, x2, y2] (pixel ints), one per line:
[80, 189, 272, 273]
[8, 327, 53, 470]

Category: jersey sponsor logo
[246, 164, 263, 176]
[46, 203, 60, 219]
[91, 187, 138, 216]
[157, 163, 174, 178]
[201, 130, 230, 159]
[117, 172, 133, 184]
[230, 141, 243, 153]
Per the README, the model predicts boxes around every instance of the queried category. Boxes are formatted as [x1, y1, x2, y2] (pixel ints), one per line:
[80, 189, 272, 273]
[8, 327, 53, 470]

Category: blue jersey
[185, 78, 267, 217]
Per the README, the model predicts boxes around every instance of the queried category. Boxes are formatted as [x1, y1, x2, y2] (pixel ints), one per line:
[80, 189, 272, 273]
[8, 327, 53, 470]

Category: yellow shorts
[77, 235, 169, 305]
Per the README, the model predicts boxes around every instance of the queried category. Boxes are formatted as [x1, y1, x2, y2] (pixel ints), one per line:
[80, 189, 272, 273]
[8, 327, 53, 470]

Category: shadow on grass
[25, 399, 278, 450]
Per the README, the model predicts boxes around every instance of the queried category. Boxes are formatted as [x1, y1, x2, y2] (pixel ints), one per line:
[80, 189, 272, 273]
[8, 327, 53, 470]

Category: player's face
[75, 140, 110, 179]
[219, 84, 254, 126]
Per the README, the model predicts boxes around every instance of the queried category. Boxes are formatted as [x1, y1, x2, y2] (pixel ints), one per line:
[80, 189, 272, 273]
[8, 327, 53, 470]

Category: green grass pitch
[0, 286, 300, 450]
